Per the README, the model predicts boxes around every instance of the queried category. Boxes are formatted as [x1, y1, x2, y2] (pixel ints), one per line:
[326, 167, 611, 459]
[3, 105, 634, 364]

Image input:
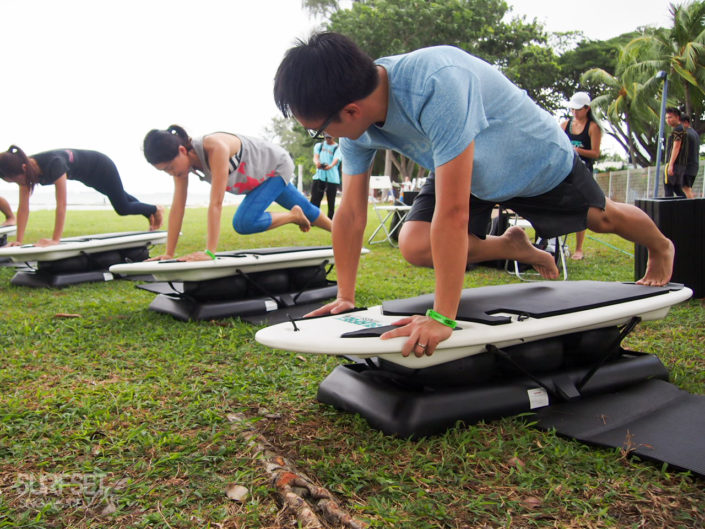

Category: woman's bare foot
[636, 239, 674, 286]
[291, 205, 311, 232]
[571, 250, 584, 260]
[149, 205, 164, 231]
[503, 226, 559, 279]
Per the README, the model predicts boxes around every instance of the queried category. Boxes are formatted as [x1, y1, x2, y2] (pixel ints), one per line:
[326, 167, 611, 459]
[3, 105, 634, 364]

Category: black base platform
[318, 352, 668, 438]
[8, 246, 151, 288]
[136, 262, 339, 322]
[11, 269, 114, 288]
[147, 283, 338, 323]
[317, 326, 705, 477]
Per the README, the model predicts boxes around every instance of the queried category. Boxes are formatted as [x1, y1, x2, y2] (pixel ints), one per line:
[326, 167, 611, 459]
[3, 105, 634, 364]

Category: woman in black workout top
[0, 145, 163, 246]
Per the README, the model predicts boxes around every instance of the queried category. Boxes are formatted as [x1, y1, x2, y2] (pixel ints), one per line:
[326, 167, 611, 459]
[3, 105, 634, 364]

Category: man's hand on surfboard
[381, 315, 453, 357]
[305, 298, 355, 318]
[146, 254, 173, 262]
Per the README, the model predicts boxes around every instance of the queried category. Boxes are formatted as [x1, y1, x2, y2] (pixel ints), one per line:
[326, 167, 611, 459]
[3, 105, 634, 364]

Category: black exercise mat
[534, 378, 705, 477]
[383, 281, 680, 325]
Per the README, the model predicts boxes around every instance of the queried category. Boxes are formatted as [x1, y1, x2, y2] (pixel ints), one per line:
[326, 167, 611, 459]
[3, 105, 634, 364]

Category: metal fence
[595, 165, 705, 204]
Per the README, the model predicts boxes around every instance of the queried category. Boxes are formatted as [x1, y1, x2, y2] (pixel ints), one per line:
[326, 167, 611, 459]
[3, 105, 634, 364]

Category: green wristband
[205, 249, 217, 260]
[426, 309, 457, 329]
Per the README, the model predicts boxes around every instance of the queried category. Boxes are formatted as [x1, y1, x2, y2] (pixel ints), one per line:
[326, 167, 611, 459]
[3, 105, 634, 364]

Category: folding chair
[505, 211, 570, 281]
[368, 200, 412, 247]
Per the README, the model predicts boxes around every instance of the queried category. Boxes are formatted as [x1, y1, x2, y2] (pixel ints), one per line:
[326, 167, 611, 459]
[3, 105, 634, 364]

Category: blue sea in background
[0, 182, 244, 211]
[0, 173, 306, 211]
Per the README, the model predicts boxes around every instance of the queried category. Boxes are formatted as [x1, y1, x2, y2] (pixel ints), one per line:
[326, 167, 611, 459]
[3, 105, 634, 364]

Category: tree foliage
[264, 116, 319, 189]
[286, 0, 705, 169]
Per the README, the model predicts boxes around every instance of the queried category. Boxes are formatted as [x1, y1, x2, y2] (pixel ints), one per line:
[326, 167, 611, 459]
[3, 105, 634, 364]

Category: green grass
[1, 206, 703, 528]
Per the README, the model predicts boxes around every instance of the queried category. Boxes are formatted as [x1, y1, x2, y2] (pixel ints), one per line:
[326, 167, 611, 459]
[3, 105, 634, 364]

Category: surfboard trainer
[110, 246, 369, 323]
[0, 231, 167, 287]
[256, 281, 705, 477]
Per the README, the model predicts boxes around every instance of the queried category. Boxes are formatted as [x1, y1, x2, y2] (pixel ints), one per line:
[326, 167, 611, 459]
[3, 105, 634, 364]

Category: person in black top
[664, 107, 688, 198]
[561, 92, 602, 260]
[0, 145, 163, 246]
[681, 114, 700, 199]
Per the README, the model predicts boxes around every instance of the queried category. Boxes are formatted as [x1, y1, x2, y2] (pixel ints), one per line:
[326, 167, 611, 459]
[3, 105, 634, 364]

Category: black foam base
[534, 378, 705, 477]
[10, 269, 114, 288]
[147, 284, 338, 322]
[7, 245, 151, 288]
[317, 353, 668, 438]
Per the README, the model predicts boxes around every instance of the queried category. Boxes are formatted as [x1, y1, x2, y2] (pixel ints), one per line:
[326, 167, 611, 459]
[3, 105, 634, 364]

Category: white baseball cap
[568, 92, 591, 109]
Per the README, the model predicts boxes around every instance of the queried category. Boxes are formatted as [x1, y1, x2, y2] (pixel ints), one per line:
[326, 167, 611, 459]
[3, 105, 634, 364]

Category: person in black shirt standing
[664, 108, 688, 198]
[681, 114, 700, 199]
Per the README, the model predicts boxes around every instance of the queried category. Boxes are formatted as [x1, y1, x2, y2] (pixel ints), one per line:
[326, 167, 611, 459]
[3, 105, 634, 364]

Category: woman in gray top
[143, 125, 331, 261]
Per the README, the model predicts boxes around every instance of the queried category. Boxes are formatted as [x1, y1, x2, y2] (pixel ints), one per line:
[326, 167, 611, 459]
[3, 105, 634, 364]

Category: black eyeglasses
[307, 110, 338, 140]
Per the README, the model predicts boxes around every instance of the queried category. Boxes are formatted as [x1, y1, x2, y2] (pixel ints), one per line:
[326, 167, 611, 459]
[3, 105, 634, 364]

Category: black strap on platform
[236, 268, 283, 308]
[486, 344, 562, 400]
[166, 281, 182, 295]
[292, 260, 332, 304]
[576, 316, 641, 391]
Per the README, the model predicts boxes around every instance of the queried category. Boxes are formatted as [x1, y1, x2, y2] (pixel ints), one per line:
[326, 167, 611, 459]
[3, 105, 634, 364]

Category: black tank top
[564, 117, 593, 170]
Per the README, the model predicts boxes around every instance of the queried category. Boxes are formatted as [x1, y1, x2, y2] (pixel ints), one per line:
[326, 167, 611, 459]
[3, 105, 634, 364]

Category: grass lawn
[1, 206, 703, 528]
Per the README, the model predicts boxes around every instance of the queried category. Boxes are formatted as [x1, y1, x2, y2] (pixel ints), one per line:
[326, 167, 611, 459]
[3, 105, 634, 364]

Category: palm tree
[624, 1, 705, 130]
[582, 46, 662, 166]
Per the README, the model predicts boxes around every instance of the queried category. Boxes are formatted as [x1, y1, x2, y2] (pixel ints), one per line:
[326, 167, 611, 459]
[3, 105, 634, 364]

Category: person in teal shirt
[274, 32, 675, 359]
[311, 134, 341, 219]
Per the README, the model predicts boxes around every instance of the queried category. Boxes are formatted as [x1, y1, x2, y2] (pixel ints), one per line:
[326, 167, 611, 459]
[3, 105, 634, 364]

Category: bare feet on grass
[504, 226, 559, 279]
[636, 238, 674, 287]
[571, 250, 584, 260]
[291, 205, 311, 232]
[149, 205, 164, 231]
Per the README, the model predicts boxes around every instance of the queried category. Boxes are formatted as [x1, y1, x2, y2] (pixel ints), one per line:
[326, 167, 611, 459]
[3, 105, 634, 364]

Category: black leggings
[79, 154, 156, 218]
[310, 179, 338, 219]
[664, 182, 686, 198]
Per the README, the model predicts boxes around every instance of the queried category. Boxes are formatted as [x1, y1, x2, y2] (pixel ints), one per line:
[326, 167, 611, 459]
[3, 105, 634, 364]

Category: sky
[0, 0, 675, 203]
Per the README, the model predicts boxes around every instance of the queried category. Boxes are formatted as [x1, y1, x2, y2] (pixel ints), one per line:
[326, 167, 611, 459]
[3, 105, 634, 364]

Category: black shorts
[405, 154, 606, 239]
[684, 172, 697, 188]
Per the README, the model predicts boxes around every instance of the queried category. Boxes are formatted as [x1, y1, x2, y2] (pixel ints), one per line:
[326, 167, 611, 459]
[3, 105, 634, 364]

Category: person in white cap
[561, 92, 602, 260]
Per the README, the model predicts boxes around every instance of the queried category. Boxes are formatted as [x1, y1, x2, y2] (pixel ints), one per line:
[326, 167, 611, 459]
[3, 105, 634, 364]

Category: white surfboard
[0, 225, 16, 237]
[110, 246, 368, 282]
[0, 231, 167, 262]
[256, 281, 693, 369]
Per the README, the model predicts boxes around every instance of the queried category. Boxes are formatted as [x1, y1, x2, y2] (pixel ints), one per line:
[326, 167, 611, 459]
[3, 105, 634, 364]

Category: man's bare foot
[571, 250, 584, 260]
[504, 226, 559, 279]
[149, 205, 164, 231]
[1, 220, 16, 227]
[291, 205, 311, 232]
[636, 239, 674, 286]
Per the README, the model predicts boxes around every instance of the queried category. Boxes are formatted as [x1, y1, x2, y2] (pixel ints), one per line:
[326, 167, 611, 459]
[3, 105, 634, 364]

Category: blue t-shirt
[313, 141, 341, 184]
[340, 46, 574, 202]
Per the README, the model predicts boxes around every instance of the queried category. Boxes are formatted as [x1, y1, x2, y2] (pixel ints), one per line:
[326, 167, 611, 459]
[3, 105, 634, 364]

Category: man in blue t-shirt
[274, 32, 674, 358]
[311, 134, 341, 219]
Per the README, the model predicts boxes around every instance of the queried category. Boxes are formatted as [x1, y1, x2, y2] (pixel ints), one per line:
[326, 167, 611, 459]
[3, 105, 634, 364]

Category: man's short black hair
[666, 106, 682, 118]
[273, 32, 379, 120]
[682, 113, 691, 123]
